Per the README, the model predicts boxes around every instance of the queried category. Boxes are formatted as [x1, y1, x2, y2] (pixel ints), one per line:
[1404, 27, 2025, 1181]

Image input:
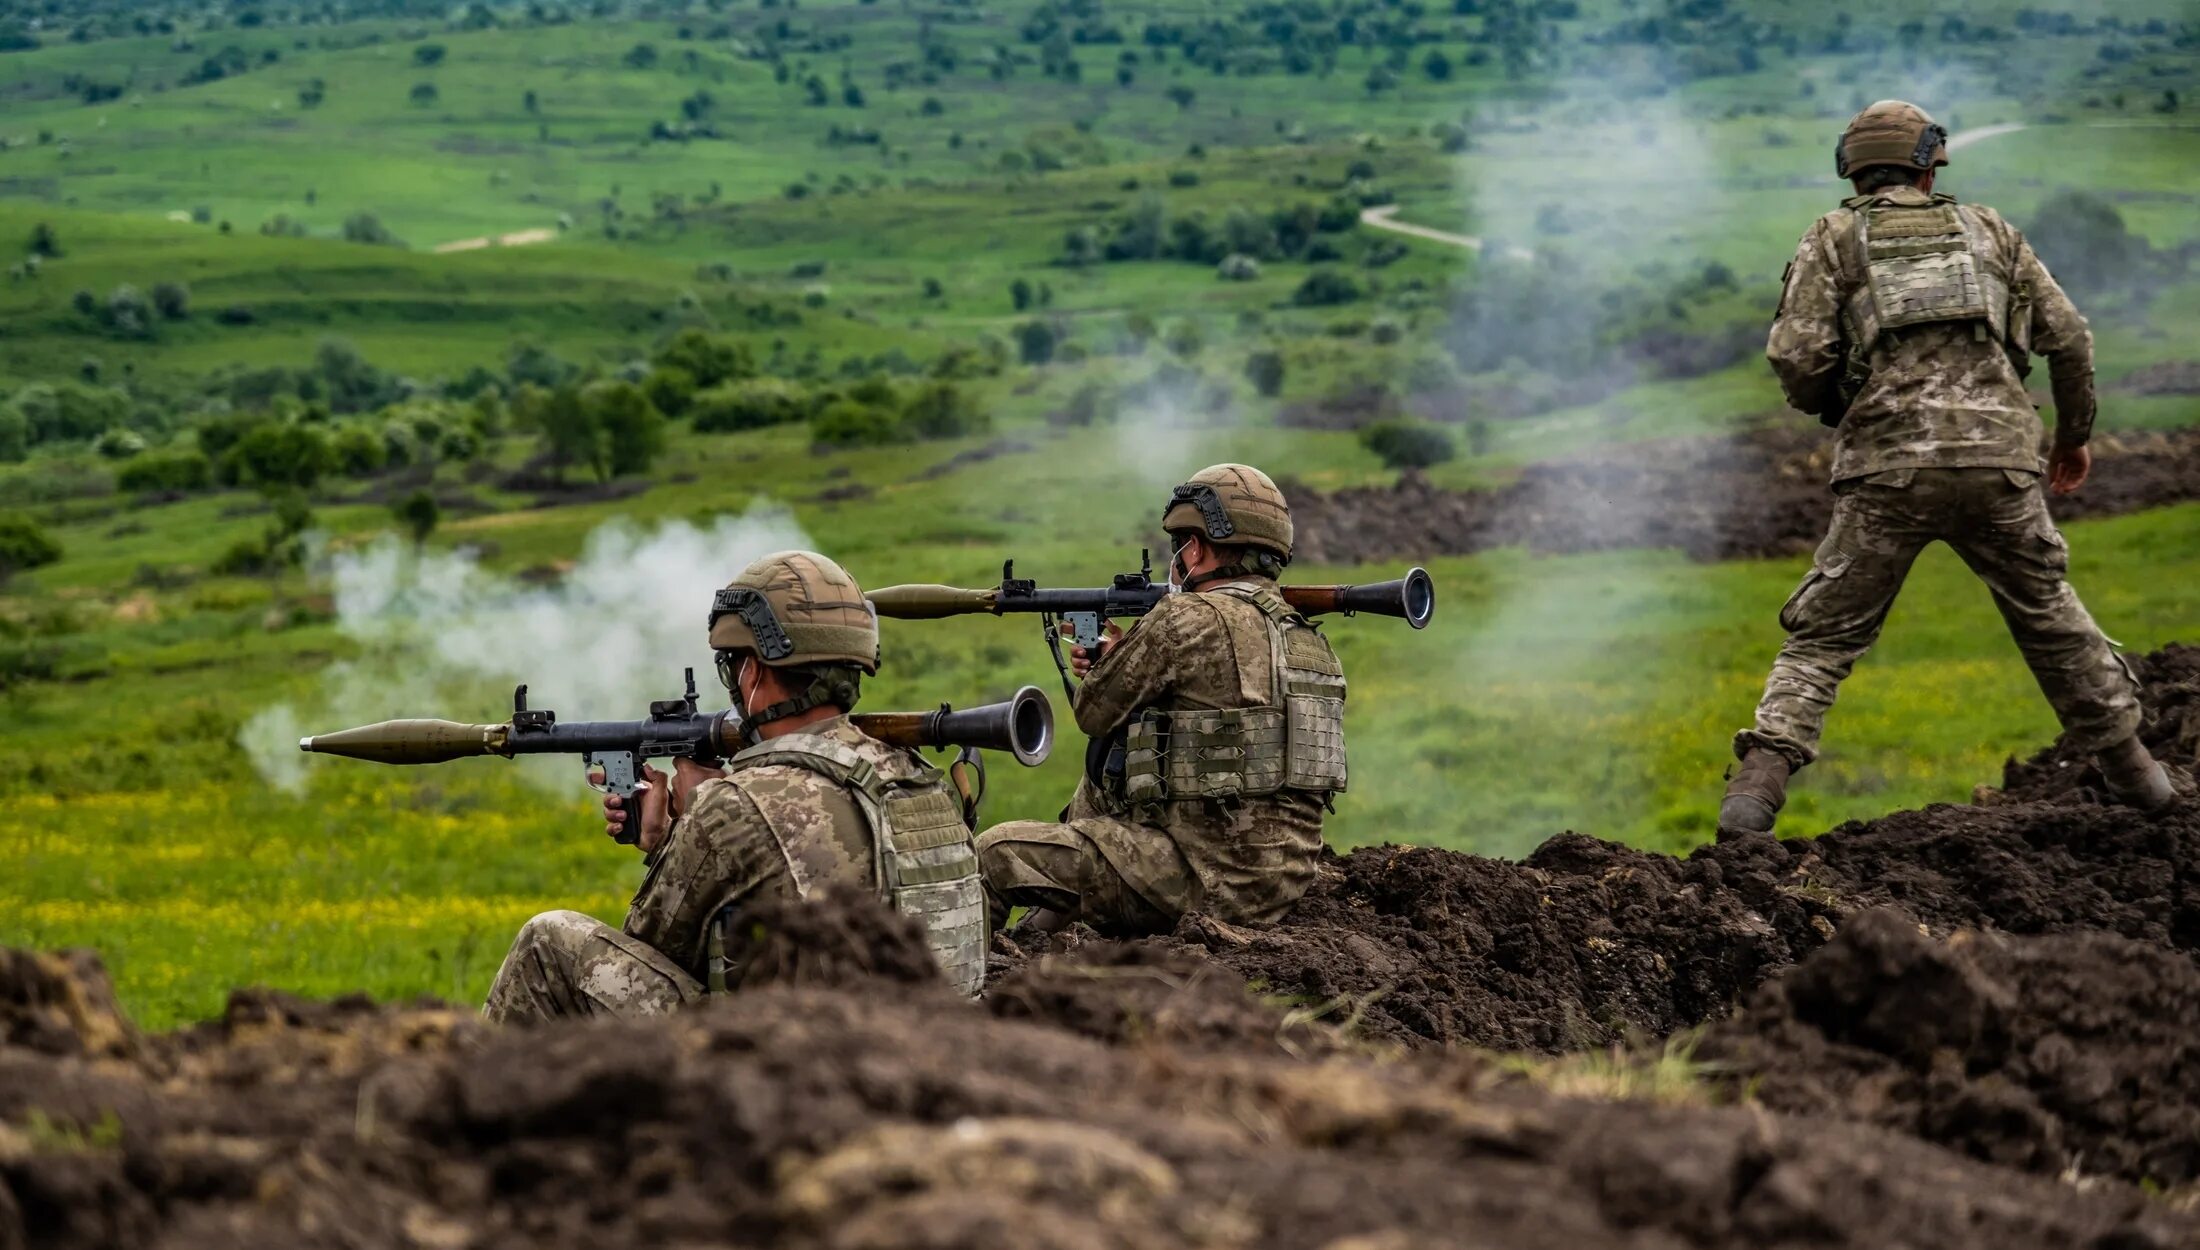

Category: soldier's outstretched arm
[1766, 222, 1846, 418]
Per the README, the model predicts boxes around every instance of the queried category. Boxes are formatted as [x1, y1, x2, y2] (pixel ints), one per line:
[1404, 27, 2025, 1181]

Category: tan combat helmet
[1835, 100, 1949, 180]
[1162, 463, 1294, 562]
[707, 550, 880, 674]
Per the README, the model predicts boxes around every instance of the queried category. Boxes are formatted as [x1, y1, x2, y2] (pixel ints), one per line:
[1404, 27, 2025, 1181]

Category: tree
[534, 383, 598, 481]
[1423, 48, 1454, 81]
[0, 512, 61, 582]
[409, 81, 439, 106]
[811, 399, 906, 448]
[523, 89, 540, 114]
[652, 328, 755, 388]
[642, 366, 698, 418]
[230, 422, 336, 490]
[1009, 277, 1033, 310]
[901, 380, 989, 439]
[105, 285, 154, 337]
[584, 379, 664, 479]
[331, 425, 387, 477]
[150, 281, 190, 320]
[1360, 419, 1455, 471]
[393, 489, 440, 545]
[1293, 269, 1363, 306]
[1015, 319, 1058, 365]
[117, 450, 212, 493]
[341, 213, 402, 247]
[1165, 84, 1195, 110]
[1244, 348, 1286, 398]
[690, 378, 808, 432]
[0, 403, 26, 462]
[413, 43, 446, 66]
[27, 222, 60, 258]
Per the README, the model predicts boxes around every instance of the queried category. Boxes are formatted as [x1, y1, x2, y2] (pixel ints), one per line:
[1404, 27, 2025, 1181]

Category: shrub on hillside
[811, 400, 906, 449]
[582, 379, 665, 478]
[642, 365, 698, 418]
[1244, 348, 1287, 398]
[900, 381, 989, 440]
[228, 422, 336, 490]
[1360, 419, 1456, 471]
[652, 328, 755, 388]
[117, 450, 212, 494]
[0, 404, 26, 462]
[150, 281, 191, 320]
[93, 429, 145, 459]
[690, 378, 808, 432]
[1293, 269, 1364, 307]
[0, 512, 62, 581]
[342, 213, 403, 247]
[1216, 253, 1262, 281]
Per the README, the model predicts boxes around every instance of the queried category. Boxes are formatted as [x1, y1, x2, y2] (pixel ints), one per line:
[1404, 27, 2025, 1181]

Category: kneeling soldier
[978, 464, 1347, 935]
[483, 550, 986, 1021]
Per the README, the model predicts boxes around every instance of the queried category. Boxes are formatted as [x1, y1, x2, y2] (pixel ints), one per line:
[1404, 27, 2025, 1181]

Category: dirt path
[430, 226, 558, 255]
[1362, 123, 2033, 256]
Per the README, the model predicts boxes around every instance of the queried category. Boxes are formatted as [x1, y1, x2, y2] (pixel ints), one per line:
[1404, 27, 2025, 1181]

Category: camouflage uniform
[486, 549, 985, 1022]
[978, 578, 1333, 934]
[1741, 183, 2141, 769]
[483, 716, 916, 1024]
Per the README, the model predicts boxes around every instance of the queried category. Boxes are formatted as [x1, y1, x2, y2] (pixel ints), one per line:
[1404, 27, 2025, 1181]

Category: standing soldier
[483, 550, 986, 1020]
[978, 464, 1348, 934]
[1720, 100, 2174, 838]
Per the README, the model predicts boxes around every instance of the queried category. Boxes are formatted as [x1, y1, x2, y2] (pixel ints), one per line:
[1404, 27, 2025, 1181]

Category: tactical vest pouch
[1123, 705, 1288, 805]
[1279, 624, 1349, 794]
[725, 735, 987, 998]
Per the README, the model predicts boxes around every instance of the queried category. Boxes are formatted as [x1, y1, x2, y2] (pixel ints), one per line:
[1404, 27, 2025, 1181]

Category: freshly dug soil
[1997, 642, 2200, 804]
[2, 936, 2190, 1250]
[1291, 423, 2200, 565]
[9, 656, 2200, 1247]
[1701, 908, 2200, 1186]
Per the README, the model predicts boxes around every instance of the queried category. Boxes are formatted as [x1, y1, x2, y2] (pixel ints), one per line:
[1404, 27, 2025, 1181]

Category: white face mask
[1167, 536, 1195, 593]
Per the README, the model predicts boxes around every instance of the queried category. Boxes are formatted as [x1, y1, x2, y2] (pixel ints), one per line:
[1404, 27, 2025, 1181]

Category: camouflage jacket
[1069, 577, 1330, 924]
[622, 715, 902, 979]
[1768, 185, 2097, 483]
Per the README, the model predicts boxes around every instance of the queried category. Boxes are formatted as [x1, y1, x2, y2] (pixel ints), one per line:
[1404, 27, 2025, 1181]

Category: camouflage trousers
[481, 909, 703, 1025]
[1740, 467, 2142, 767]
[976, 817, 1190, 936]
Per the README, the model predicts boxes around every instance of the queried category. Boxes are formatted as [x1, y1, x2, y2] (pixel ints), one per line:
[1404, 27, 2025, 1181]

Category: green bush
[1360, 419, 1456, 471]
[94, 428, 146, 459]
[642, 365, 698, 419]
[689, 378, 810, 432]
[582, 379, 665, 478]
[652, 328, 756, 388]
[1244, 348, 1287, 398]
[900, 381, 990, 440]
[117, 450, 213, 494]
[811, 400, 907, 449]
[331, 426, 387, 477]
[0, 511, 62, 580]
[1293, 269, 1364, 307]
[228, 422, 336, 490]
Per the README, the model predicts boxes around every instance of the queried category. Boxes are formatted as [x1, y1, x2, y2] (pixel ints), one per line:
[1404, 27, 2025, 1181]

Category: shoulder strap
[727, 733, 892, 893]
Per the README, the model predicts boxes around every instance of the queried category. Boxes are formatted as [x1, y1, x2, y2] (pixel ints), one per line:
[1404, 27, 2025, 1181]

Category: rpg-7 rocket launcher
[298, 671, 1056, 843]
[868, 556, 1435, 697]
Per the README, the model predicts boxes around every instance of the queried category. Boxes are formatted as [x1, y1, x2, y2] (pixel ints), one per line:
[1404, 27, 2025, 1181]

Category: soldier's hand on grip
[1062, 618, 1123, 679]
[591, 761, 673, 853]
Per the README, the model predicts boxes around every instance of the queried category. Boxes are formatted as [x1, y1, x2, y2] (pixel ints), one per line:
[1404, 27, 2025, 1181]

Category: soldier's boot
[1718, 748, 1793, 841]
[2096, 735, 2174, 811]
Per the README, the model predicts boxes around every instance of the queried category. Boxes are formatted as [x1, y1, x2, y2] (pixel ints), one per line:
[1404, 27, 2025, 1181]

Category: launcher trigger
[1062, 610, 1105, 649]
[586, 750, 645, 846]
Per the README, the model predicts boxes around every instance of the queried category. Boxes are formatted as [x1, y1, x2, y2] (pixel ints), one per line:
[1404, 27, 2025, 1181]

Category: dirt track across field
[4, 648, 2198, 1248]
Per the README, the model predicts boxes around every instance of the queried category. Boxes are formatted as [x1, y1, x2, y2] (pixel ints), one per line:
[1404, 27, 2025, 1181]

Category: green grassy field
[2, 0, 2198, 1025]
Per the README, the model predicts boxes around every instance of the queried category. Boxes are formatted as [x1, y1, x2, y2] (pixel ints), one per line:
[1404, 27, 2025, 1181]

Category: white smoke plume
[242, 506, 812, 795]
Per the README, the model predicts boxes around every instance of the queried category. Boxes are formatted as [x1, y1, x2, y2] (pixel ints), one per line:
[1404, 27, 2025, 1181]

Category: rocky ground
[1291, 422, 2200, 565]
[4, 647, 2198, 1249]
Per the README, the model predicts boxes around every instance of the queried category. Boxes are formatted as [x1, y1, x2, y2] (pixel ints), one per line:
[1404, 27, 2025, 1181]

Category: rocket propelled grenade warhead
[298, 719, 510, 765]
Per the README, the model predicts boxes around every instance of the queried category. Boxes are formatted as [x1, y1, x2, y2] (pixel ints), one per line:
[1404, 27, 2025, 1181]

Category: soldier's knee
[511, 908, 596, 953]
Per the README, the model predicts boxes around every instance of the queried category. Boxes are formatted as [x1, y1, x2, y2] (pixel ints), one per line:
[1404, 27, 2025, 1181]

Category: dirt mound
[2115, 359, 2200, 395]
[1998, 642, 2200, 803]
[1292, 423, 2200, 565]
[987, 934, 1346, 1056]
[2, 943, 2189, 1250]
[719, 884, 948, 992]
[1702, 908, 2200, 1186]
